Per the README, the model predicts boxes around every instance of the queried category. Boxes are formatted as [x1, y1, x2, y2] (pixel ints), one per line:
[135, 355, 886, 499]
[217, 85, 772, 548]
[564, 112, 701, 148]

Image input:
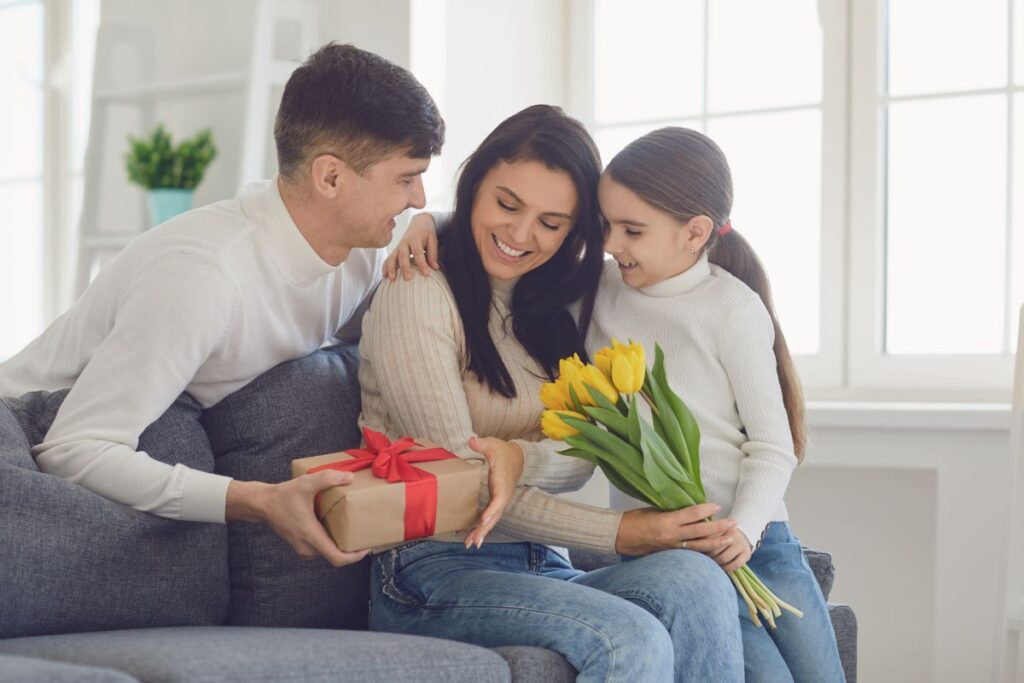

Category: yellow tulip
[540, 379, 572, 412]
[594, 338, 646, 394]
[541, 410, 588, 440]
[579, 364, 620, 404]
[559, 359, 616, 407]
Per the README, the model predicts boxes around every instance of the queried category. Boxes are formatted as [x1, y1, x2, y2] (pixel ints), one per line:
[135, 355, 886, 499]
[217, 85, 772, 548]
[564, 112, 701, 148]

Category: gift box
[291, 427, 482, 551]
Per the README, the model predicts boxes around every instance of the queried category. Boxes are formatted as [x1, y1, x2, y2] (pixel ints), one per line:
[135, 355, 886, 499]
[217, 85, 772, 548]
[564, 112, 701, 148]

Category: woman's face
[599, 174, 703, 289]
[471, 159, 578, 281]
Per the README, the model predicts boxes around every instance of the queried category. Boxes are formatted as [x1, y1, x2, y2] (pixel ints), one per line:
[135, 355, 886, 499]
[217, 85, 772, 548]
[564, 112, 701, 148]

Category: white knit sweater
[590, 254, 797, 546]
[0, 179, 383, 522]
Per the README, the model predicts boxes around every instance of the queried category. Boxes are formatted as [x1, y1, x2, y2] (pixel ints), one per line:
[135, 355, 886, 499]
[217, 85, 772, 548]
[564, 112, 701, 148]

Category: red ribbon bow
[308, 428, 455, 540]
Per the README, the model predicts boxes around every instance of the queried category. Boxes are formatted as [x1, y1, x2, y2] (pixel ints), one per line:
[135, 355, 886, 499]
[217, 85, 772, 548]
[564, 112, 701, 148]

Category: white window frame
[568, 0, 848, 393]
[848, 0, 1016, 396]
[571, 0, 1018, 401]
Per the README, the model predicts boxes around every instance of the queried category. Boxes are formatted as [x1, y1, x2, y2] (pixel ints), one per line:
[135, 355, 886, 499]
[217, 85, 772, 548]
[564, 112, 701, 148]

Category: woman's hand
[614, 503, 737, 557]
[462, 436, 525, 549]
[383, 213, 440, 281]
[707, 526, 753, 572]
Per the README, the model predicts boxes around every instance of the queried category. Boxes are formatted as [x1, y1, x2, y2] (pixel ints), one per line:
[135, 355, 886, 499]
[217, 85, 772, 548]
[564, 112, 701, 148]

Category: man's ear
[309, 154, 353, 199]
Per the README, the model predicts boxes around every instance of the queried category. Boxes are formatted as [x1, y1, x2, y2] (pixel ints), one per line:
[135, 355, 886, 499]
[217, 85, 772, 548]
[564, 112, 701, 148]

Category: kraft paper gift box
[290, 429, 482, 552]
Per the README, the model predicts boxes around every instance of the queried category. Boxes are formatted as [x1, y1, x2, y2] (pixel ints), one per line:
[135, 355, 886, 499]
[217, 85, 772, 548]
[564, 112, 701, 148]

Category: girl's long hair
[439, 105, 604, 398]
[605, 127, 806, 460]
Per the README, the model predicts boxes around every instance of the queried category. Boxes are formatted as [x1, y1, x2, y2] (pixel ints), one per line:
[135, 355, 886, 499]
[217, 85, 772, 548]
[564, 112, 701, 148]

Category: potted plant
[125, 125, 217, 226]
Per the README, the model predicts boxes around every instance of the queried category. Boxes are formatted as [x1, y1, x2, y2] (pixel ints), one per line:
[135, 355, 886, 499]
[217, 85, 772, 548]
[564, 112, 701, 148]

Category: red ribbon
[307, 427, 455, 540]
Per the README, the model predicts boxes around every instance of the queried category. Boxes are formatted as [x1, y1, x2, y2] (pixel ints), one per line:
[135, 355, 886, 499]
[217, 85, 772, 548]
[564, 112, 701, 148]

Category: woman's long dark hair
[439, 105, 604, 398]
[605, 127, 807, 460]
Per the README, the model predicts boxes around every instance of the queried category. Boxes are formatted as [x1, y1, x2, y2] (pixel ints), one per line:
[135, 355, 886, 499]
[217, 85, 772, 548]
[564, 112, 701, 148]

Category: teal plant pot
[147, 188, 194, 227]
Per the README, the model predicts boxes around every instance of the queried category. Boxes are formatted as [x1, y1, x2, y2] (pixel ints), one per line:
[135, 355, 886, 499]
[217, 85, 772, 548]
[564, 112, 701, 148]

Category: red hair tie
[718, 220, 733, 237]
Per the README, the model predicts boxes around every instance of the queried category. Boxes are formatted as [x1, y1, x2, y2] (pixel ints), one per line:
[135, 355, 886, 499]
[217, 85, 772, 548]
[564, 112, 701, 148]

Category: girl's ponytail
[607, 127, 806, 460]
[709, 228, 806, 460]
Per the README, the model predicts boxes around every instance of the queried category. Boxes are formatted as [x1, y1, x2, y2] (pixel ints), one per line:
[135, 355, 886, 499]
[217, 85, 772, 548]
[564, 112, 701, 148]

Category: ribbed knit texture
[0, 178, 384, 522]
[358, 269, 623, 553]
[590, 255, 797, 546]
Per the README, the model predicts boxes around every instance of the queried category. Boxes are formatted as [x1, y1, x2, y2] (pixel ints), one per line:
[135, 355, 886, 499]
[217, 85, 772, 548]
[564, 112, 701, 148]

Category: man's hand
[462, 436, 525, 549]
[615, 503, 737, 557]
[226, 472, 369, 567]
[707, 525, 753, 572]
[383, 213, 439, 281]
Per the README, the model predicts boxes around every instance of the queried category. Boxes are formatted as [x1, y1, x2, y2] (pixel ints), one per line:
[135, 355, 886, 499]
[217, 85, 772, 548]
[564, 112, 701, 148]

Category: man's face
[336, 152, 430, 248]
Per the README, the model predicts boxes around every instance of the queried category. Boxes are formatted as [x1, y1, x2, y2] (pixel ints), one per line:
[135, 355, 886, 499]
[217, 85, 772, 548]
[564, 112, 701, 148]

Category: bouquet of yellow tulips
[540, 339, 803, 628]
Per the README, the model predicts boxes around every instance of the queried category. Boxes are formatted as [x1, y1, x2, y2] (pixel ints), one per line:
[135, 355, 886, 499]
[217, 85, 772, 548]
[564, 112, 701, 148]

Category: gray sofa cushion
[202, 343, 371, 629]
[0, 627, 511, 683]
[0, 654, 139, 683]
[492, 646, 575, 683]
[0, 391, 229, 638]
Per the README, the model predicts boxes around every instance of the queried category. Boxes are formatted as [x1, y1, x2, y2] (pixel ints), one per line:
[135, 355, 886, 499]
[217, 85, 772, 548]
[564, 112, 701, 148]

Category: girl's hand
[615, 503, 737, 556]
[707, 526, 753, 571]
[462, 436, 525, 549]
[383, 213, 439, 281]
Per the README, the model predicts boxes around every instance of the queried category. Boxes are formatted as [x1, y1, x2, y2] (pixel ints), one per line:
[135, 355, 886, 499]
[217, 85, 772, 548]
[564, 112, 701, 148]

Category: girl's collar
[638, 253, 711, 298]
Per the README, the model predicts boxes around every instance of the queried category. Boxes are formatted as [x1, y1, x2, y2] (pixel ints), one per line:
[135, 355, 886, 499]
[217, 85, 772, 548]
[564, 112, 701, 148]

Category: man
[0, 43, 443, 567]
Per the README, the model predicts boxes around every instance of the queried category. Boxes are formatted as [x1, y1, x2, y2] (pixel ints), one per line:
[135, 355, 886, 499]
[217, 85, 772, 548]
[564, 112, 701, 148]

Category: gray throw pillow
[202, 343, 371, 629]
[0, 391, 229, 638]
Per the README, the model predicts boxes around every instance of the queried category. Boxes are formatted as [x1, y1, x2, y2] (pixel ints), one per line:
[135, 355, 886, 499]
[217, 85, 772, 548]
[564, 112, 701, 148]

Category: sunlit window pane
[886, 96, 1006, 354]
[1017, 0, 1024, 86]
[0, 1, 43, 179]
[1013, 94, 1024, 349]
[888, 0, 1006, 96]
[0, 181, 44, 358]
[707, 110, 821, 355]
[707, 0, 821, 112]
[71, 0, 100, 172]
[593, 0, 704, 125]
[594, 119, 702, 170]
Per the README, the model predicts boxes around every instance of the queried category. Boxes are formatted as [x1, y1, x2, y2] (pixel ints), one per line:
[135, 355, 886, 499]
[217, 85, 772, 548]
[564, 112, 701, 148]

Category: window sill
[806, 401, 1012, 432]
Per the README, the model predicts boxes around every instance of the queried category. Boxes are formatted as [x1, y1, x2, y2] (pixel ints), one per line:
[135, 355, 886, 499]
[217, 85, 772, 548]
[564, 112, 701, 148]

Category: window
[0, 0, 98, 360]
[575, 0, 1017, 399]
[849, 0, 1018, 393]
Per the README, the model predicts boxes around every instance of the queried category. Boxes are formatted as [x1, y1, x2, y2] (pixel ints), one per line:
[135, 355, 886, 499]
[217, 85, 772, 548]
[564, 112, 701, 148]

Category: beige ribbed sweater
[358, 269, 622, 553]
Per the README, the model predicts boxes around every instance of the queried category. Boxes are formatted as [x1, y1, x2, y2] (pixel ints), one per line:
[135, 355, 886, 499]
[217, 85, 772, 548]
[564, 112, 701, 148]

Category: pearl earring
[688, 246, 696, 255]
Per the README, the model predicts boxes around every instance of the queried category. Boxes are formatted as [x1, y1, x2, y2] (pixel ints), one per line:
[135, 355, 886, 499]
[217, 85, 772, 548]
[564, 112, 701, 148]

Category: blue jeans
[741, 522, 846, 683]
[370, 540, 744, 683]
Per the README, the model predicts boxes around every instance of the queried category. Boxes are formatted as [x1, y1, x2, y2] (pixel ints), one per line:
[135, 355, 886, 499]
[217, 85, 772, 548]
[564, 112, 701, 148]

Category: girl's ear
[685, 215, 714, 251]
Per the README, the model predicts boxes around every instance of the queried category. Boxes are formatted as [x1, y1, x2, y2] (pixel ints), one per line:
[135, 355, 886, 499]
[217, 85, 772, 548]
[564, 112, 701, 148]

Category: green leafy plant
[125, 125, 217, 190]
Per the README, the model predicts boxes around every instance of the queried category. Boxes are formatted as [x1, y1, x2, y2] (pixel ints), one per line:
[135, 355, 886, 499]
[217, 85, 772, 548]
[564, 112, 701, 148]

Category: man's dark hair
[274, 43, 444, 178]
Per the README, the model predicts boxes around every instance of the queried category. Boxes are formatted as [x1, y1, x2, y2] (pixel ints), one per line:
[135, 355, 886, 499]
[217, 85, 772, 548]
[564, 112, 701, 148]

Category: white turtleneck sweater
[0, 178, 384, 523]
[590, 255, 797, 547]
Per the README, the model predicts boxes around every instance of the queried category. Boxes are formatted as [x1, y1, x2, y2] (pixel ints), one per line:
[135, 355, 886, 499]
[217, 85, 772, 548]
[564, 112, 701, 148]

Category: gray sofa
[0, 343, 856, 682]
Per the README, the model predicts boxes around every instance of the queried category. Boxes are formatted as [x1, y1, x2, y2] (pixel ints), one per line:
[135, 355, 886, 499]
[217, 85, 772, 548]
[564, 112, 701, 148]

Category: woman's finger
[678, 518, 735, 541]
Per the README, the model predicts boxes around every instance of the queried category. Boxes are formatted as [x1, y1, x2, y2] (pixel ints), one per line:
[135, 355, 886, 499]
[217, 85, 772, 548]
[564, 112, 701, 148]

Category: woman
[359, 105, 743, 682]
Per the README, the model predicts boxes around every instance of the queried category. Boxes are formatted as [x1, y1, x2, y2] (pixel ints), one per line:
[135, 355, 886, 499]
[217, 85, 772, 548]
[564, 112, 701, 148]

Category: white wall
[409, 0, 569, 212]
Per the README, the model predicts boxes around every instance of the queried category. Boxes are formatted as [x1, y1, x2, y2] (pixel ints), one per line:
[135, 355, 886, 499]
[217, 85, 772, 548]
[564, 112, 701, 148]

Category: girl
[389, 127, 845, 683]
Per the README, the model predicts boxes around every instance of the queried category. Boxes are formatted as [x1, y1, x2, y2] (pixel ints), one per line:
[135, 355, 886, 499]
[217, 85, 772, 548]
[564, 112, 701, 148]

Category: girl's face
[598, 174, 709, 289]
[471, 159, 578, 281]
